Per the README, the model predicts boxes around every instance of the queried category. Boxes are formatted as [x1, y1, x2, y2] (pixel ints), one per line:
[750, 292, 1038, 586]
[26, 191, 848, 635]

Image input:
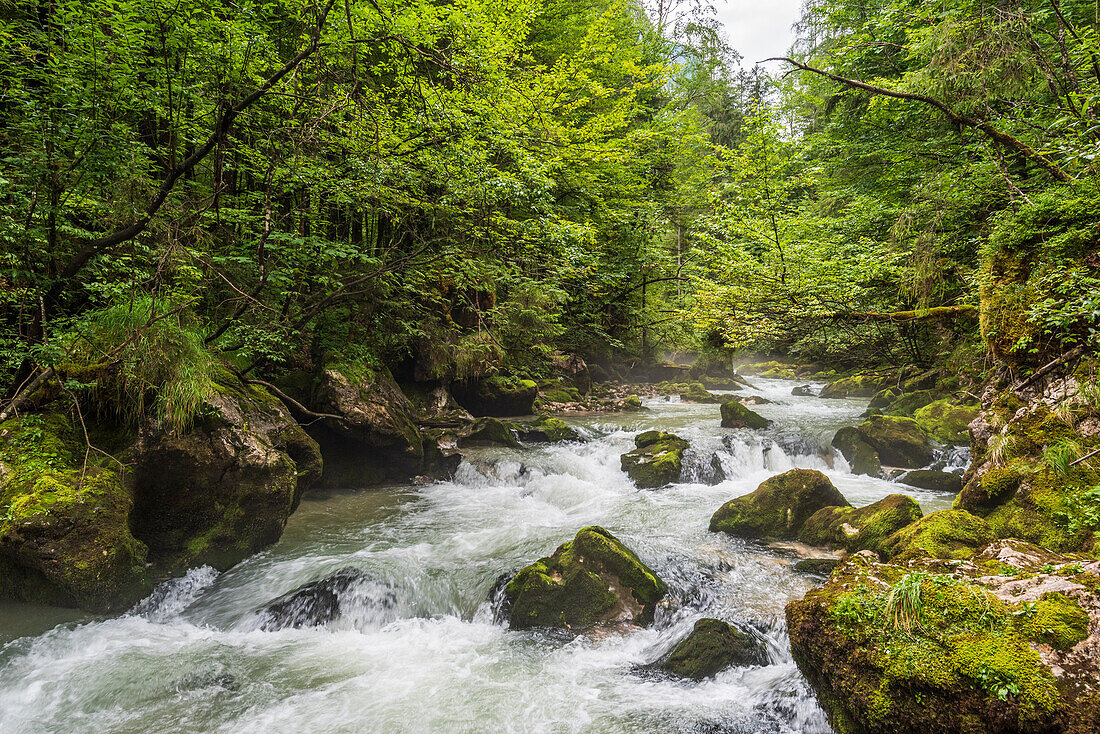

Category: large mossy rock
[0, 415, 153, 611]
[798, 494, 922, 555]
[819, 374, 886, 399]
[710, 469, 849, 539]
[878, 509, 994, 562]
[786, 542, 1100, 734]
[131, 372, 322, 571]
[831, 427, 881, 476]
[719, 400, 770, 429]
[913, 398, 978, 445]
[855, 415, 933, 468]
[504, 526, 667, 630]
[658, 618, 767, 679]
[620, 431, 689, 488]
[451, 375, 538, 417]
[310, 366, 458, 487]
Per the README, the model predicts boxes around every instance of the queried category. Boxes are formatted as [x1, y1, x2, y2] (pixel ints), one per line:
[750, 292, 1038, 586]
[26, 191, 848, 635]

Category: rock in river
[620, 431, 689, 488]
[710, 469, 849, 540]
[503, 526, 667, 630]
[257, 568, 396, 630]
[658, 618, 768, 679]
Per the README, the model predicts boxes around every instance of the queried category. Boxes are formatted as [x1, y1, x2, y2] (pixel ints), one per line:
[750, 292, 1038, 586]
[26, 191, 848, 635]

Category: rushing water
[0, 378, 962, 733]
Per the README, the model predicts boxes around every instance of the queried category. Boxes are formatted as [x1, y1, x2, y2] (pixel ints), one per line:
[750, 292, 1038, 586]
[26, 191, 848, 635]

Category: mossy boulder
[451, 375, 538, 417]
[831, 427, 882, 477]
[503, 526, 667, 630]
[710, 469, 849, 539]
[620, 431, 689, 488]
[620, 395, 644, 411]
[403, 382, 474, 428]
[515, 415, 580, 443]
[792, 385, 816, 397]
[310, 365, 457, 487]
[719, 400, 770, 429]
[913, 399, 978, 445]
[868, 387, 902, 409]
[899, 469, 963, 493]
[786, 541, 1100, 734]
[458, 417, 521, 448]
[819, 374, 887, 399]
[537, 379, 583, 405]
[879, 510, 994, 562]
[794, 557, 839, 575]
[799, 495, 923, 555]
[131, 372, 322, 572]
[855, 415, 933, 468]
[678, 382, 724, 404]
[956, 465, 1024, 514]
[658, 618, 767, 679]
[0, 415, 153, 611]
[882, 389, 943, 418]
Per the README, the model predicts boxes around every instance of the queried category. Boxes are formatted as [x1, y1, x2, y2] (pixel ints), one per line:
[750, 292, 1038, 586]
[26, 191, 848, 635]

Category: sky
[714, 0, 803, 69]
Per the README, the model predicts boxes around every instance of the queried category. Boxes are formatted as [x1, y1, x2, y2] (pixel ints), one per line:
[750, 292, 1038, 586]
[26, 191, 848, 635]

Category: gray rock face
[256, 568, 396, 630]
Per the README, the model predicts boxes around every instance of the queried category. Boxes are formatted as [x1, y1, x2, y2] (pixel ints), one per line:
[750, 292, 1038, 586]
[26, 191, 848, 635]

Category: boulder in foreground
[787, 540, 1100, 734]
[855, 415, 933, 469]
[504, 526, 667, 630]
[710, 469, 849, 539]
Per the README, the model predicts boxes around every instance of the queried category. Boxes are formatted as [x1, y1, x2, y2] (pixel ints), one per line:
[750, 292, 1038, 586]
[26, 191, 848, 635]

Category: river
[0, 377, 962, 733]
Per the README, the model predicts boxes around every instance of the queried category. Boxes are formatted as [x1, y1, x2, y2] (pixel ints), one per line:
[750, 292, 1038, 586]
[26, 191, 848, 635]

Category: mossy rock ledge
[719, 400, 770, 429]
[620, 431, 690, 488]
[131, 371, 324, 572]
[855, 415, 933, 469]
[678, 382, 724, 404]
[710, 469, 849, 539]
[819, 373, 887, 399]
[786, 540, 1100, 734]
[657, 618, 767, 679]
[515, 415, 580, 443]
[0, 415, 153, 611]
[503, 526, 668, 630]
[798, 494, 923, 555]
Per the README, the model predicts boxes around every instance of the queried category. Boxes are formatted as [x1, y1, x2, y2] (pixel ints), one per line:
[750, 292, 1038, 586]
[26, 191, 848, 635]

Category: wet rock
[792, 385, 815, 397]
[798, 494, 923, 555]
[309, 366, 457, 488]
[458, 417, 522, 448]
[899, 469, 962, 493]
[678, 382, 724, 404]
[710, 469, 849, 540]
[658, 618, 768, 679]
[0, 414, 153, 611]
[831, 427, 881, 477]
[794, 558, 839, 575]
[451, 375, 538, 417]
[819, 374, 886, 399]
[504, 526, 667, 630]
[720, 400, 770, 430]
[620, 431, 690, 488]
[738, 395, 773, 405]
[131, 370, 323, 573]
[550, 351, 591, 395]
[786, 542, 1100, 734]
[913, 398, 978, 445]
[515, 415, 580, 443]
[169, 664, 241, 692]
[855, 415, 932, 469]
[868, 387, 902, 409]
[256, 568, 395, 630]
[879, 509, 994, 562]
[403, 382, 474, 428]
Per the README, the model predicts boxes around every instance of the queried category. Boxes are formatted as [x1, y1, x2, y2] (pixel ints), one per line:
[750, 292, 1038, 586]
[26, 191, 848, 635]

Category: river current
[0, 378, 962, 733]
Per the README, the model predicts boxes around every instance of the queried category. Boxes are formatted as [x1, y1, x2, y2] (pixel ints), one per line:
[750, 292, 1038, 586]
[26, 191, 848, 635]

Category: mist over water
[0, 378, 960, 733]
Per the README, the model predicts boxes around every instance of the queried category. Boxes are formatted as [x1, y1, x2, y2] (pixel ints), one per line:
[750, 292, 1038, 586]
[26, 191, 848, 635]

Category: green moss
[884, 390, 944, 418]
[719, 400, 770, 429]
[659, 618, 766, 679]
[913, 399, 978, 445]
[711, 469, 849, 539]
[820, 373, 887, 398]
[832, 426, 882, 476]
[1020, 593, 1090, 650]
[800, 494, 923, 555]
[880, 510, 994, 562]
[504, 526, 667, 630]
[679, 382, 723, 404]
[856, 415, 933, 468]
[620, 432, 689, 488]
[620, 395, 643, 410]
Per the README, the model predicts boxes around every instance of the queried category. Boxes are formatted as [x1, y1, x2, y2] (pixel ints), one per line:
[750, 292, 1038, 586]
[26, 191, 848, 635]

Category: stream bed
[0, 378, 962, 733]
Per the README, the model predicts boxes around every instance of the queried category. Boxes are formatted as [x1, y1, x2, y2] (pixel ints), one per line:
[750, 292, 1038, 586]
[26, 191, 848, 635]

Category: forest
[1, 1, 1099, 732]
